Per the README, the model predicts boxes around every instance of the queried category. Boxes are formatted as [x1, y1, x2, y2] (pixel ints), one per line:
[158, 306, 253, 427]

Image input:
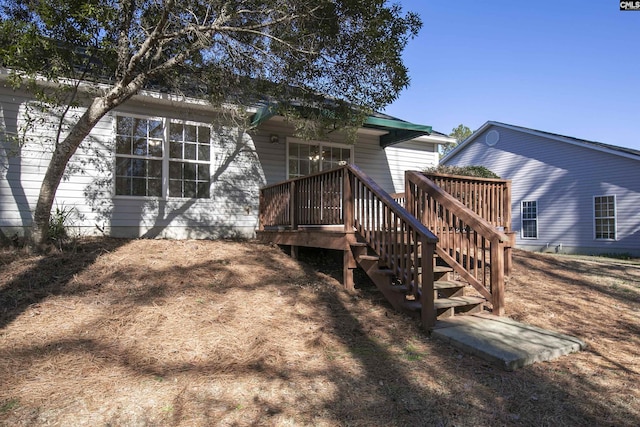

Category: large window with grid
[115, 114, 211, 198]
[287, 139, 353, 179]
[521, 200, 538, 239]
[594, 195, 616, 240]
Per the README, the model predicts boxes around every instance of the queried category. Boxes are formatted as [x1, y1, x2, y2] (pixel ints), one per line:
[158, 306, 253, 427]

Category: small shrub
[48, 204, 76, 245]
[424, 165, 501, 179]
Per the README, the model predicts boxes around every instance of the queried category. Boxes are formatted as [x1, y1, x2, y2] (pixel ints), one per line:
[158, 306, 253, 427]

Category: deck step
[358, 255, 379, 261]
[401, 296, 486, 314]
[389, 284, 410, 293]
[434, 296, 485, 310]
[434, 280, 467, 290]
[350, 242, 369, 247]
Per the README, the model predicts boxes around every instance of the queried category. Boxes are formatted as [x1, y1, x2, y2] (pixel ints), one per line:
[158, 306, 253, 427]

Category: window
[287, 139, 352, 179]
[169, 122, 211, 198]
[115, 116, 164, 197]
[594, 195, 616, 240]
[521, 200, 538, 239]
[115, 115, 211, 198]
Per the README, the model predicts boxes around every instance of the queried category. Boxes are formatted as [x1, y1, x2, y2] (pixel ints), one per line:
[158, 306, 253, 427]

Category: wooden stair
[350, 238, 486, 322]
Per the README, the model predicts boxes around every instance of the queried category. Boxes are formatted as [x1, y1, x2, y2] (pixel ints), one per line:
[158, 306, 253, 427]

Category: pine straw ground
[1, 239, 639, 426]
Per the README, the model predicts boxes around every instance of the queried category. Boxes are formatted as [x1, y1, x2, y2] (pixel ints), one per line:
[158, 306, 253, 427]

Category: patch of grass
[0, 399, 19, 413]
[402, 344, 426, 361]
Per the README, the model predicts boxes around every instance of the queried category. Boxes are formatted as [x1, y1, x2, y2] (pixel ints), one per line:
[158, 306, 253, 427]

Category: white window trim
[113, 113, 214, 200]
[520, 200, 538, 240]
[285, 137, 354, 179]
[593, 194, 617, 241]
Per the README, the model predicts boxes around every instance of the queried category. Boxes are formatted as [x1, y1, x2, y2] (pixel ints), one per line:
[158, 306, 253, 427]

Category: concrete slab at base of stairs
[432, 313, 586, 371]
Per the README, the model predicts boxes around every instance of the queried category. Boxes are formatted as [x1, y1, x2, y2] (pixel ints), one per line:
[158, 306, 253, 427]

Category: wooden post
[490, 240, 505, 316]
[343, 248, 355, 292]
[420, 236, 436, 329]
[289, 181, 298, 230]
[405, 171, 415, 218]
[258, 189, 265, 231]
[343, 167, 354, 232]
[504, 180, 512, 232]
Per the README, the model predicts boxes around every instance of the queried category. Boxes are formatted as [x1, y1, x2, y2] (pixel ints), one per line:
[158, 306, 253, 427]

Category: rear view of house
[0, 76, 453, 240]
[442, 121, 640, 256]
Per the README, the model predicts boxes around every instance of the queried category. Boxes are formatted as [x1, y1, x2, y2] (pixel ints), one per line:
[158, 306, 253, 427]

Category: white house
[442, 121, 640, 256]
[0, 73, 454, 240]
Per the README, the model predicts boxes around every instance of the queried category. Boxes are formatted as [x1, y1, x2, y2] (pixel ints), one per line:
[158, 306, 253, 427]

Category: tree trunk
[30, 97, 113, 247]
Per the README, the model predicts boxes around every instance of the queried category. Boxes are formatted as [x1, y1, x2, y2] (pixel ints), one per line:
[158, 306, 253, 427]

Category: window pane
[184, 181, 196, 198]
[184, 162, 196, 179]
[117, 116, 133, 135]
[197, 182, 210, 198]
[197, 164, 209, 180]
[116, 158, 131, 176]
[131, 178, 146, 196]
[130, 159, 146, 177]
[184, 143, 196, 160]
[169, 162, 182, 179]
[170, 123, 183, 141]
[289, 159, 298, 177]
[299, 144, 309, 158]
[115, 177, 130, 195]
[133, 138, 147, 156]
[116, 136, 131, 154]
[198, 127, 210, 143]
[170, 141, 182, 159]
[289, 143, 299, 158]
[198, 144, 210, 161]
[169, 180, 182, 197]
[185, 125, 197, 142]
[133, 118, 147, 138]
[341, 148, 351, 162]
[148, 160, 162, 178]
[148, 139, 163, 157]
[148, 178, 162, 197]
[300, 160, 309, 176]
[149, 119, 163, 139]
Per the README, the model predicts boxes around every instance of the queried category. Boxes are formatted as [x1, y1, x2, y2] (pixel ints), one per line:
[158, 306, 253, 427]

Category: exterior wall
[444, 125, 640, 256]
[245, 117, 439, 195]
[1, 86, 440, 240]
[0, 86, 266, 239]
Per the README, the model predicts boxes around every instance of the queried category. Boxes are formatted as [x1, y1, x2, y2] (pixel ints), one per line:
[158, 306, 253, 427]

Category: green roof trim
[364, 116, 433, 148]
[250, 103, 433, 148]
[364, 116, 432, 133]
[250, 103, 278, 127]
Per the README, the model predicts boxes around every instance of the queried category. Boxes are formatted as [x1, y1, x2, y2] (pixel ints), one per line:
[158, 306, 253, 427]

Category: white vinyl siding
[594, 195, 616, 240]
[521, 200, 538, 239]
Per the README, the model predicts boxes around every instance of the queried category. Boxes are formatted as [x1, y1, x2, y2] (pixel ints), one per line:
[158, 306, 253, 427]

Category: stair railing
[259, 165, 440, 328]
[405, 171, 509, 315]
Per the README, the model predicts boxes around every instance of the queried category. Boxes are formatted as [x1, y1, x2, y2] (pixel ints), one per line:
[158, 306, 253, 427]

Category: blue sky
[384, 1, 640, 150]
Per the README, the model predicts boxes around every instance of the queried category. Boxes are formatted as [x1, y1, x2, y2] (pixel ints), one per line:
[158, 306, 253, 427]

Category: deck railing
[259, 165, 440, 328]
[421, 172, 512, 231]
[405, 171, 509, 315]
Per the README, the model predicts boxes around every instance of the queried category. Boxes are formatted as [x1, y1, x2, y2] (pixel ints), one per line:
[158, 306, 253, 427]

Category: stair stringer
[353, 254, 410, 314]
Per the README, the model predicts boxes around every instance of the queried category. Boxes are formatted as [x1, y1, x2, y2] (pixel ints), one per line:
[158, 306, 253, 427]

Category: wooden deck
[258, 165, 513, 329]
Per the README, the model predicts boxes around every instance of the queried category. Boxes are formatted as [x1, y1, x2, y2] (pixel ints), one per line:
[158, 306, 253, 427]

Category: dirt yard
[1, 238, 639, 426]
